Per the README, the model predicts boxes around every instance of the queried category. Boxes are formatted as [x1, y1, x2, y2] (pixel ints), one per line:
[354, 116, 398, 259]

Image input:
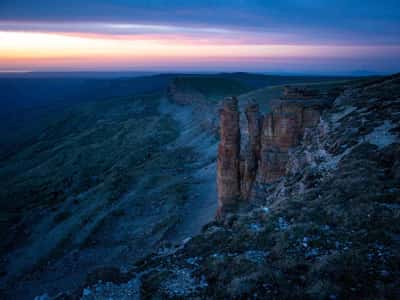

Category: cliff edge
[217, 88, 332, 215]
[61, 74, 400, 299]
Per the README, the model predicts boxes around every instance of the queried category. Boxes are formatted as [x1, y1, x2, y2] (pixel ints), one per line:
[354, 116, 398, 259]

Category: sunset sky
[1, 1, 399, 74]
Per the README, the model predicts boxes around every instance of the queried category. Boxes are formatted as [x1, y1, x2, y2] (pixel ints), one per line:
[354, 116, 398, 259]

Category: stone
[33, 294, 50, 300]
[257, 101, 323, 183]
[240, 101, 263, 200]
[217, 97, 241, 217]
[217, 93, 325, 214]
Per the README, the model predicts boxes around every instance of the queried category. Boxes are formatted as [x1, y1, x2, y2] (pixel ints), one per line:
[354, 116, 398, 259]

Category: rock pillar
[217, 97, 240, 216]
[240, 102, 262, 199]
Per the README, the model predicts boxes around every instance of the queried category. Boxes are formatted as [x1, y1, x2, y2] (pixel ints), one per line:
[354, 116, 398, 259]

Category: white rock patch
[81, 278, 140, 300]
[363, 121, 396, 149]
[161, 268, 208, 297]
[330, 106, 357, 124]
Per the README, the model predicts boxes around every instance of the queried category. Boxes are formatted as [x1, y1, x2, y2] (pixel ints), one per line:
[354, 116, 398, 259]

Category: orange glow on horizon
[1, 31, 399, 71]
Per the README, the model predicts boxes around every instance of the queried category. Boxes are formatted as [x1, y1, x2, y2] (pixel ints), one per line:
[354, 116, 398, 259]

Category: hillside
[0, 92, 220, 299]
[0, 73, 367, 299]
[0, 73, 350, 160]
[68, 74, 400, 299]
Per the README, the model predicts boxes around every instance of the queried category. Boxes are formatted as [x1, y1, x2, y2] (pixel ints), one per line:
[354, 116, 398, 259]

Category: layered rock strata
[217, 97, 241, 216]
[257, 101, 324, 183]
[240, 102, 263, 200]
[217, 95, 328, 212]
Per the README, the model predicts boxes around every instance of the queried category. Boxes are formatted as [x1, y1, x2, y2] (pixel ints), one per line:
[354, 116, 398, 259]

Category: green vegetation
[239, 79, 363, 112]
[172, 76, 250, 101]
[0, 91, 198, 281]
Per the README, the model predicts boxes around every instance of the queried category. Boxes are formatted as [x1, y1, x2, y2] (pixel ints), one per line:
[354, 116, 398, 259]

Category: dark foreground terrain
[2, 72, 398, 299]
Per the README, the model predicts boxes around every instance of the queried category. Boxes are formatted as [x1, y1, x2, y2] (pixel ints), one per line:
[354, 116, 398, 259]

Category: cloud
[0, 1, 399, 73]
[1, 30, 399, 73]
[0, 1, 399, 45]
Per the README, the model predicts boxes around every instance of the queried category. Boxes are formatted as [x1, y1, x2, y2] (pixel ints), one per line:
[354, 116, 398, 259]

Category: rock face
[217, 95, 327, 211]
[240, 102, 263, 200]
[217, 97, 241, 215]
[257, 101, 324, 183]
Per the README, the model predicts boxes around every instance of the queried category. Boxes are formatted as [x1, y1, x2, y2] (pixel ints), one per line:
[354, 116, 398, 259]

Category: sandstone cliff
[240, 101, 262, 200]
[217, 97, 241, 216]
[69, 74, 400, 300]
[256, 100, 326, 184]
[217, 89, 329, 212]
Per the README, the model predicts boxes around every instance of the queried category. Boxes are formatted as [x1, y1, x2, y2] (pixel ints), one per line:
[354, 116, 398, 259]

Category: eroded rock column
[217, 93, 326, 214]
[217, 97, 240, 216]
[240, 102, 262, 200]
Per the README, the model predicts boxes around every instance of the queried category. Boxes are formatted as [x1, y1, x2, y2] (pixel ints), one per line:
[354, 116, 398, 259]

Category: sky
[0, 0, 399, 74]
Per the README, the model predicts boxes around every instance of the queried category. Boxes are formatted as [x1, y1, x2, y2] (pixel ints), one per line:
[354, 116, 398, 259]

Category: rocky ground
[61, 74, 400, 299]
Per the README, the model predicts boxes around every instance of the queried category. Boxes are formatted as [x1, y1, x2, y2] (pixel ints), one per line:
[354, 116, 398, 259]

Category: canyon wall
[216, 97, 241, 216]
[240, 102, 263, 200]
[256, 100, 324, 183]
[217, 92, 329, 214]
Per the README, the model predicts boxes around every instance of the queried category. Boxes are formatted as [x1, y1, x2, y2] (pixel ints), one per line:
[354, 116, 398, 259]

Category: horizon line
[0, 69, 391, 77]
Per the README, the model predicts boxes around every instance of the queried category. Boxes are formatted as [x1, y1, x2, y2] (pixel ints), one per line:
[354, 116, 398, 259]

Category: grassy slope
[0, 93, 200, 282]
[0, 75, 175, 160]
[170, 76, 250, 102]
[170, 74, 359, 104]
[238, 78, 368, 113]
